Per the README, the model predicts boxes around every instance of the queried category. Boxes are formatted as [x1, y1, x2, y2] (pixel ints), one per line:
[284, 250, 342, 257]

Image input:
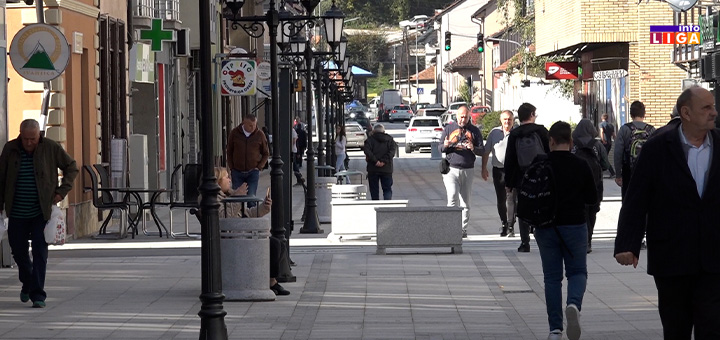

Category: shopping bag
[44, 206, 66, 245]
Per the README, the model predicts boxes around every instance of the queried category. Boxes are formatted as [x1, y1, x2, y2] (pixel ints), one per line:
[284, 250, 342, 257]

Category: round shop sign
[220, 59, 257, 96]
[9, 24, 70, 82]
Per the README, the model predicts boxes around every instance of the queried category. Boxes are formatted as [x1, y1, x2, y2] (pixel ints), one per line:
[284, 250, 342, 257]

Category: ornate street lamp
[323, 2, 345, 50]
[338, 35, 348, 63]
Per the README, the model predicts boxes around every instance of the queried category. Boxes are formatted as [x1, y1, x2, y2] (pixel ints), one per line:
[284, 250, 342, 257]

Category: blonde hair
[214, 167, 228, 184]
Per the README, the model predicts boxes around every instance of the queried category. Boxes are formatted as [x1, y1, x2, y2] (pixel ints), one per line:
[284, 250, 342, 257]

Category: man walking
[598, 113, 616, 177]
[481, 110, 514, 237]
[613, 101, 655, 199]
[439, 105, 483, 238]
[0, 119, 78, 308]
[363, 124, 396, 200]
[227, 114, 270, 205]
[532, 121, 597, 340]
[504, 103, 550, 252]
[615, 86, 720, 340]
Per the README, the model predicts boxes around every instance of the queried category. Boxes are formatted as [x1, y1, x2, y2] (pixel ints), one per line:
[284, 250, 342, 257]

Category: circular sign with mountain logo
[9, 24, 70, 82]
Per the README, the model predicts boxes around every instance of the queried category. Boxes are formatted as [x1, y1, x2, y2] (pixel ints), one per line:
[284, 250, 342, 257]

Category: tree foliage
[457, 80, 477, 105]
[347, 32, 388, 73]
[336, 0, 448, 27]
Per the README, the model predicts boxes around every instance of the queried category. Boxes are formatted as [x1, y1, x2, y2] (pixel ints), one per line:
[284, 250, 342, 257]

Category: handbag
[440, 158, 450, 174]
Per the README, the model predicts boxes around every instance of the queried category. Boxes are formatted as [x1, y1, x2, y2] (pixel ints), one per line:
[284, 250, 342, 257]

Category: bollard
[220, 217, 276, 301]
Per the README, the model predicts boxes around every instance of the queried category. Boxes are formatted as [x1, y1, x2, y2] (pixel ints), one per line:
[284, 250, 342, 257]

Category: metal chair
[167, 164, 202, 238]
[83, 165, 132, 239]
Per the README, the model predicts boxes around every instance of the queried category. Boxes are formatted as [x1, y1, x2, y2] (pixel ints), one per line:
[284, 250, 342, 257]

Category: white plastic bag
[44, 206, 66, 245]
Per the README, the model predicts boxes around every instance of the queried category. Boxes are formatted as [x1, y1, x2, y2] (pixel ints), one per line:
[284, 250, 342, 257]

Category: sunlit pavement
[0, 121, 662, 339]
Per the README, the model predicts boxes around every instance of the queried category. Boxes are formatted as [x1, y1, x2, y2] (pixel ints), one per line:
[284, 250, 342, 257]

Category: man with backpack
[481, 110, 515, 237]
[571, 119, 611, 253]
[613, 101, 655, 200]
[504, 103, 550, 252]
[517, 121, 597, 340]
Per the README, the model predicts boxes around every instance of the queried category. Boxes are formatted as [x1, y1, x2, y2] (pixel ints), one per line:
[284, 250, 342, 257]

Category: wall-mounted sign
[9, 24, 70, 82]
[593, 69, 628, 80]
[545, 62, 579, 80]
[139, 19, 174, 52]
[73, 32, 83, 54]
[256, 61, 271, 98]
[220, 59, 256, 96]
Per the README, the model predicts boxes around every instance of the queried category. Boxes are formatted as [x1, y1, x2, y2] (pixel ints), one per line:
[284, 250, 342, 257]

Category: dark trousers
[8, 215, 48, 302]
[603, 142, 615, 175]
[653, 274, 720, 340]
[368, 173, 393, 200]
[584, 203, 600, 248]
[269, 236, 285, 278]
[492, 167, 508, 224]
[519, 219, 531, 245]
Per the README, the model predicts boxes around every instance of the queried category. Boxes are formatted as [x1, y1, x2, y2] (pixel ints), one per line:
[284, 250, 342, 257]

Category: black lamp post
[198, 0, 228, 338]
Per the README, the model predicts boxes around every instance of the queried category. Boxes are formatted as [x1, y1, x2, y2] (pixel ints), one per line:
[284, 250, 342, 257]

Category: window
[99, 15, 128, 163]
[411, 119, 440, 127]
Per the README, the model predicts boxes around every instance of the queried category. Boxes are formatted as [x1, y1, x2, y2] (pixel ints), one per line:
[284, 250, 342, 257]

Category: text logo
[650, 25, 700, 44]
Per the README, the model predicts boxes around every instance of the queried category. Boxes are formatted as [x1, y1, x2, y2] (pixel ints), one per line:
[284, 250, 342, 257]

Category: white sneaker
[566, 304, 581, 340]
[547, 329, 563, 340]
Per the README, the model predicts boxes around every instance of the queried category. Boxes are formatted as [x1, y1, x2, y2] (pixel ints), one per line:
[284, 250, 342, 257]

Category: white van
[378, 89, 403, 122]
[367, 96, 380, 120]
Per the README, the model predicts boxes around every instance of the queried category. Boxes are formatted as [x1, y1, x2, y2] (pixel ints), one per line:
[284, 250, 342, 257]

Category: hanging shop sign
[220, 59, 256, 96]
[9, 24, 70, 82]
[256, 61, 271, 98]
[545, 62, 579, 80]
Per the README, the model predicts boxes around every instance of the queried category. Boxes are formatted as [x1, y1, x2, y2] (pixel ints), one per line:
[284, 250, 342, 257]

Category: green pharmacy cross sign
[140, 19, 175, 52]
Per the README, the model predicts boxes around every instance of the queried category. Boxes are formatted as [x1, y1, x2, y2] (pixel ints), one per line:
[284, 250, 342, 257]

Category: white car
[389, 105, 414, 122]
[447, 101, 468, 116]
[344, 123, 368, 149]
[399, 15, 429, 30]
[404, 116, 443, 153]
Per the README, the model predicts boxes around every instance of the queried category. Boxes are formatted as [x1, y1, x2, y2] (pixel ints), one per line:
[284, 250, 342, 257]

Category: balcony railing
[134, 0, 155, 18]
[156, 0, 180, 21]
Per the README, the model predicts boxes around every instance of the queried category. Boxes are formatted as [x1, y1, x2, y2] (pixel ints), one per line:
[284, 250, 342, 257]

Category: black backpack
[516, 155, 556, 228]
[295, 125, 307, 151]
[573, 140, 603, 202]
[625, 123, 653, 171]
[516, 132, 546, 170]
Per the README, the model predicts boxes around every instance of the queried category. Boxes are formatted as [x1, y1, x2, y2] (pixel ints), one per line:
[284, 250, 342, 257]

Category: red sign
[545, 62, 579, 80]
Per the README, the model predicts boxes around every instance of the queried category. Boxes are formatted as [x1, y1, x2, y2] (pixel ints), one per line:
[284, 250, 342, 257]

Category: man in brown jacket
[227, 114, 269, 206]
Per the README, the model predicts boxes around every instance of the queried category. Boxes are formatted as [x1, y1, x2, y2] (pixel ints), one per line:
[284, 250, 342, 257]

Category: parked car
[367, 96, 380, 120]
[344, 123, 368, 150]
[447, 101, 468, 116]
[412, 102, 430, 113]
[389, 105, 414, 122]
[440, 112, 457, 126]
[404, 116, 443, 153]
[399, 15, 429, 31]
[417, 103, 446, 117]
[470, 105, 490, 125]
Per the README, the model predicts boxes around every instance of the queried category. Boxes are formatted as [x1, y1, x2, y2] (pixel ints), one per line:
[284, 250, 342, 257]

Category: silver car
[389, 105, 413, 123]
[344, 123, 367, 149]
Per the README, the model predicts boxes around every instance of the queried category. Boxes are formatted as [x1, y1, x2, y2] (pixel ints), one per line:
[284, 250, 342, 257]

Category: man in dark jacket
[615, 86, 720, 339]
[439, 105, 483, 238]
[363, 124, 396, 200]
[227, 114, 270, 206]
[0, 119, 78, 308]
[504, 103, 550, 252]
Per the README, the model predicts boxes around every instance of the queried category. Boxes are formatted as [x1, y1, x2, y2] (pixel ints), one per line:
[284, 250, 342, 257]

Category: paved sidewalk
[0, 131, 664, 339]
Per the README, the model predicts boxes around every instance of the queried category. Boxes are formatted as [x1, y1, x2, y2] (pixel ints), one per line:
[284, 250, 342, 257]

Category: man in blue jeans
[532, 121, 597, 340]
[363, 124, 396, 200]
[226, 114, 270, 207]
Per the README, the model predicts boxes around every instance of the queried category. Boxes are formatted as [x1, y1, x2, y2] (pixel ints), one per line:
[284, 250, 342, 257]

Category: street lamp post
[198, 0, 228, 338]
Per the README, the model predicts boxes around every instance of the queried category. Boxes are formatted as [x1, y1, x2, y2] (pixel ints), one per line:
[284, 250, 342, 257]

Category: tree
[457, 79, 477, 105]
[347, 32, 388, 74]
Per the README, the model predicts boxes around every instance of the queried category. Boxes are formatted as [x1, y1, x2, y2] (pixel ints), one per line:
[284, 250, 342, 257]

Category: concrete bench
[329, 200, 409, 240]
[375, 206, 463, 255]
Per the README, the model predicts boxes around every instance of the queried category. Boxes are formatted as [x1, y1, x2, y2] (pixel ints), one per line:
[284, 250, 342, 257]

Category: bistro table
[221, 195, 264, 218]
[315, 165, 334, 178]
[118, 188, 171, 238]
[335, 170, 365, 184]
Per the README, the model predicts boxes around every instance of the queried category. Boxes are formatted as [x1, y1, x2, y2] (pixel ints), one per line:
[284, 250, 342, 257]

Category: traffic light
[477, 33, 484, 53]
[444, 32, 451, 51]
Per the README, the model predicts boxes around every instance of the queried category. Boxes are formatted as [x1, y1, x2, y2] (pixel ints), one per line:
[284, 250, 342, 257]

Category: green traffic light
[445, 45, 451, 51]
[477, 46, 484, 53]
